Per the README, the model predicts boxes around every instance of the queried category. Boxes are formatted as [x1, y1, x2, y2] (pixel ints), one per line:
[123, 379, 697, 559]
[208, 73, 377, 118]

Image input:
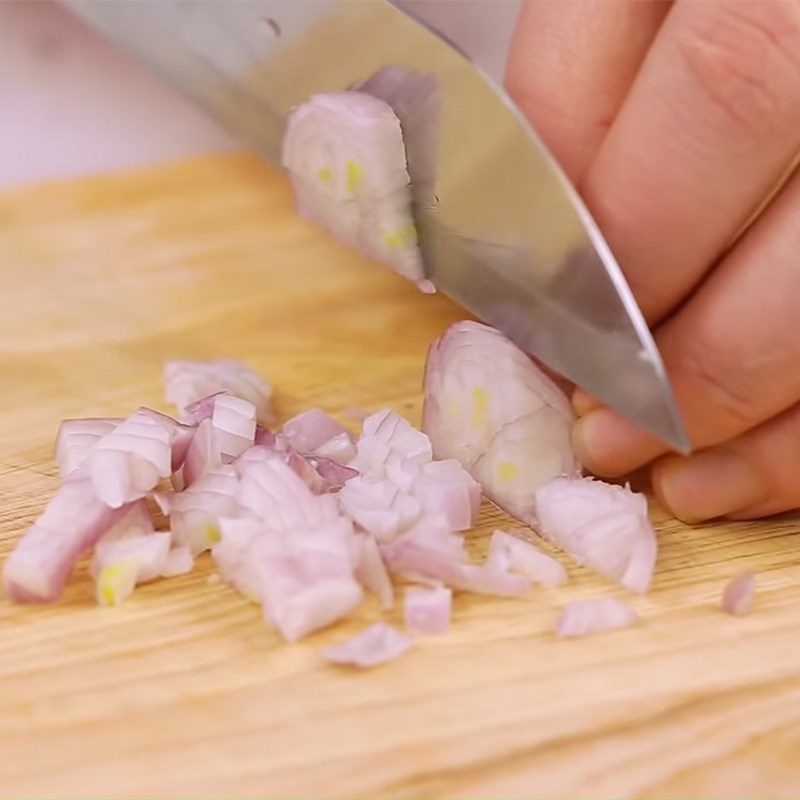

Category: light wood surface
[2, 154, 800, 800]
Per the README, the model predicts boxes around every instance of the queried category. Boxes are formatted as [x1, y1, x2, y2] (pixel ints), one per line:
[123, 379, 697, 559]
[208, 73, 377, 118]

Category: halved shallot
[534, 477, 657, 595]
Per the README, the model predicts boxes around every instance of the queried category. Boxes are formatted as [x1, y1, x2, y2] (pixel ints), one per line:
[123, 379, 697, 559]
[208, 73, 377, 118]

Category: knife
[62, 0, 689, 454]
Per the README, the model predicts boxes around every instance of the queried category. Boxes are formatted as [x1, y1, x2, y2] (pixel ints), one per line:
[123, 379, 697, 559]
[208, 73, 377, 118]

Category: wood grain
[2, 153, 800, 799]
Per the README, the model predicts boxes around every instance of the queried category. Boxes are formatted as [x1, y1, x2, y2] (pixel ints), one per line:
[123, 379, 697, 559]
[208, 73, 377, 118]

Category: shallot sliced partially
[404, 586, 451, 634]
[722, 572, 756, 616]
[322, 623, 412, 668]
[556, 598, 637, 638]
[534, 477, 657, 595]
[54, 417, 121, 477]
[422, 321, 579, 525]
[164, 358, 273, 424]
[487, 529, 567, 588]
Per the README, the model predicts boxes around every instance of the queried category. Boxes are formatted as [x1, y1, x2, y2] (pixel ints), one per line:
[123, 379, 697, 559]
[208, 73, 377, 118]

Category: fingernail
[572, 408, 665, 478]
[653, 450, 766, 523]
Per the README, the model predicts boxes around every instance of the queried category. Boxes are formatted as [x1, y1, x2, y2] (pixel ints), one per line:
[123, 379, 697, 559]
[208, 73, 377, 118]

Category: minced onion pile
[3, 325, 751, 665]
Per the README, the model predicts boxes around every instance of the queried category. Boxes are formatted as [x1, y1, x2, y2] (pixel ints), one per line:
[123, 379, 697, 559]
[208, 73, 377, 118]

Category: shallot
[164, 358, 273, 424]
[322, 623, 412, 667]
[487, 529, 567, 587]
[556, 598, 637, 638]
[54, 417, 121, 477]
[535, 477, 657, 594]
[722, 572, 756, 616]
[422, 321, 579, 524]
[282, 92, 425, 287]
[404, 586, 451, 634]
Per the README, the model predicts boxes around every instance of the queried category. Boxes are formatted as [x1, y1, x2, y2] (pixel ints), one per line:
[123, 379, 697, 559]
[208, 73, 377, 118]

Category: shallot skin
[722, 572, 756, 616]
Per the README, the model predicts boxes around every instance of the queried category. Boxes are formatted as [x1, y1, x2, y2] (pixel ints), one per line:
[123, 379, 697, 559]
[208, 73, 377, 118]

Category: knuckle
[676, 329, 763, 439]
[676, 1, 800, 134]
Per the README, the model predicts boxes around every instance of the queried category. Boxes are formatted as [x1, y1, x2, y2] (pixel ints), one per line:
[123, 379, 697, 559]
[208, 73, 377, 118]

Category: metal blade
[63, 0, 689, 453]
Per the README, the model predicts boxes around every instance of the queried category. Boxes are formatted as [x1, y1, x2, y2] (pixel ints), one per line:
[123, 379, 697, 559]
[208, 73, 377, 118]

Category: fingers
[573, 165, 800, 476]
[505, 0, 669, 183]
[580, 0, 800, 323]
[652, 401, 800, 522]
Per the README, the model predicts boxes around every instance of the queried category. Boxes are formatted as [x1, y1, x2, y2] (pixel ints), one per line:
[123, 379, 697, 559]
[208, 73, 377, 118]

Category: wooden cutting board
[3, 153, 800, 799]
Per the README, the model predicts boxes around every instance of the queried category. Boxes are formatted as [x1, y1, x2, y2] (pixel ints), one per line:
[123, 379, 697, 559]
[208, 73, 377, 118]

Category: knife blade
[62, 0, 689, 453]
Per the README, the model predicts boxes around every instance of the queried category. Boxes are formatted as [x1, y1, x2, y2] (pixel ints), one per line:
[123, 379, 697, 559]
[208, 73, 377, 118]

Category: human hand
[505, 0, 800, 522]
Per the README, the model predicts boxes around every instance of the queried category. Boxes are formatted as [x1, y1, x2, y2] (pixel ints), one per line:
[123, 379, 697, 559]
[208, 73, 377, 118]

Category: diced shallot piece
[422, 321, 579, 524]
[350, 408, 432, 479]
[411, 459, 481, 532]
[155, 465, 241, 554]
[722, 572, 756, 616]
[3, 476, 128, 602]
[162, 546, 195, 577]
[282, 92, 425, 286]
[555, 598, 637, 638]
[88, 408, 189, 508]
[404, 586, 451, 634]
[282, 408, 356, 464]
[355, 534, 394, 609]
[322, 623, 412, 668]
[164, 358, 273, 424]
[54, 417, 121, 477]
[338, 475, 420, 542]
[534, 477, 657, 594]
[210, 394, 257, 459]
[91, 532, 172, 606]
[487, 530, 567, 587]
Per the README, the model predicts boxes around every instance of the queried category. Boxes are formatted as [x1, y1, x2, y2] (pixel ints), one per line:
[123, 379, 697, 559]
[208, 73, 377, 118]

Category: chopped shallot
[164, 358, 273, 424]
[404, 586, 451, 634]
[54, 417, 121, 477]
[281, 408, 356, 464]
[422, 321, 578, 524]
[3, 476, 128, 602]
[411, 459, 480, 532]
[722, 572, 756, 616]
[534, 477, 657, 595]
[91, 531, 172, 606]
[487, 529, 567, 587]
[338, 475, 420, 543]
[350, 408, 432, 479]
[155, 465, 241, 555]
[355, 534, 394, 609]
[556, 598, 637, 638]
[322, 623, 412, 668]
[162, 546, 195, 577]
[88, 408, 189, 508]
[282, 92, 425, 286]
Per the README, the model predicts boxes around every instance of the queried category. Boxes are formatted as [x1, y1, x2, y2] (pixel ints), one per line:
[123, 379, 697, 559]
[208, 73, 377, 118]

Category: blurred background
[0, 0, 521, 189]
